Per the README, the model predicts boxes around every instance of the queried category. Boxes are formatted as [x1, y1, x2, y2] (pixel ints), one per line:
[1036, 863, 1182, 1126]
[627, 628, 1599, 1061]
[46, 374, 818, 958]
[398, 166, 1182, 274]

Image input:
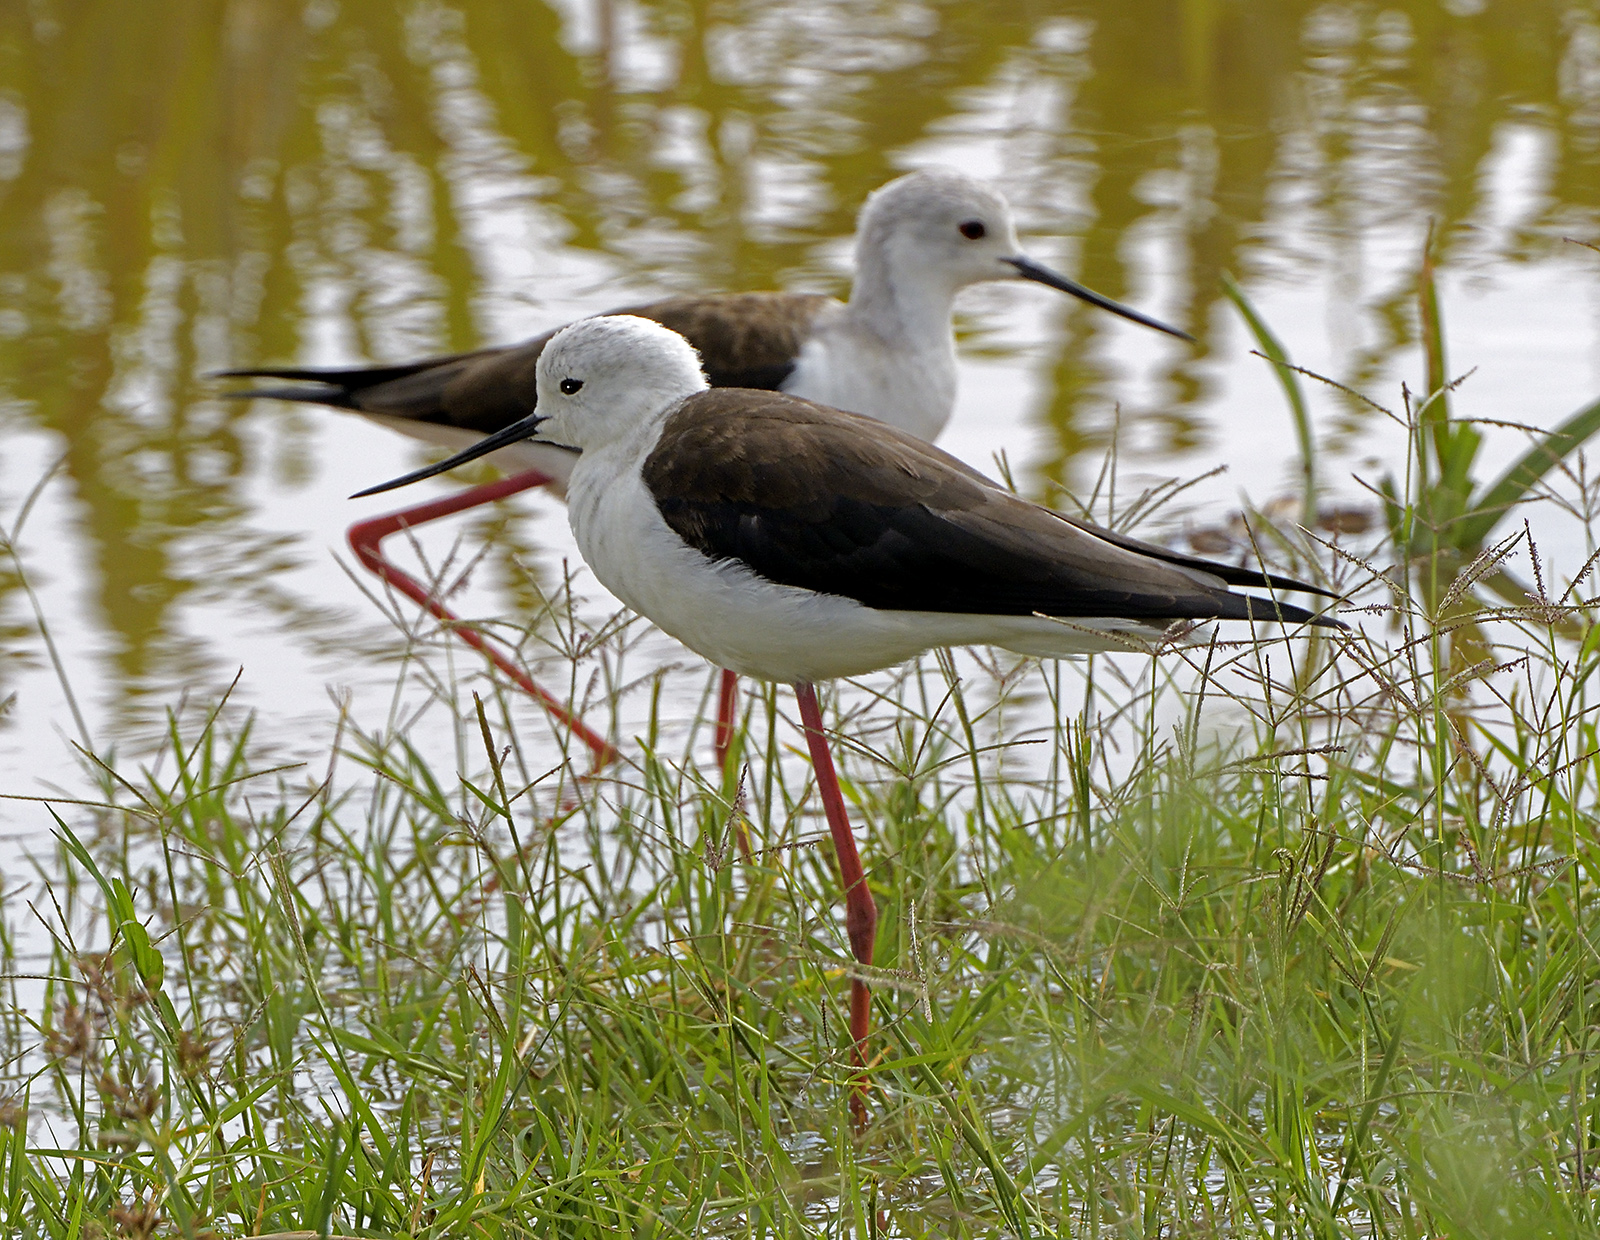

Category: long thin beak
[351, 412, 549, 498]
[1002, 255, 1194, 343]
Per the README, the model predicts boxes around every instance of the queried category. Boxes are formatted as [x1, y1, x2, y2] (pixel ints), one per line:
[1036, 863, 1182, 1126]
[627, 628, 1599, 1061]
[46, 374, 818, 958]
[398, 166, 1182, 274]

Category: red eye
[959, 220, 986, 240]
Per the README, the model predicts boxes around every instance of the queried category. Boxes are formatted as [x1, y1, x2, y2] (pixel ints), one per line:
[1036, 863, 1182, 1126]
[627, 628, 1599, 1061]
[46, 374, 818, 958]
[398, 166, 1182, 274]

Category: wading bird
[220, 169, 1192, 767]
[352, 315, 1340, 1114]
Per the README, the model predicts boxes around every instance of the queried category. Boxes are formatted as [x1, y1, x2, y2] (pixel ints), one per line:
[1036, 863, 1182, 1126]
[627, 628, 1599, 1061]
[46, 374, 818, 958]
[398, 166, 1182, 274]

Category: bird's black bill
[1003, 256, 1194, 343]
[350, 412, 548, 498]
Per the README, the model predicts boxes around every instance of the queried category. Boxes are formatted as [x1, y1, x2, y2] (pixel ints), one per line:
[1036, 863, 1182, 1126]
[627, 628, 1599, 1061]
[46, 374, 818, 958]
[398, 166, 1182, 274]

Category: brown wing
[644, 390, 1340, 627]
[217, 292, 836, 434]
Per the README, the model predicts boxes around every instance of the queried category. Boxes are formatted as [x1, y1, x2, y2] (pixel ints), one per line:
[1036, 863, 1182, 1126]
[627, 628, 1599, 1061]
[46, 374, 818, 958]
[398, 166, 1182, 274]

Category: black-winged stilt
[219, 169, 1193, 769]
[352, 315, 1340, 1112]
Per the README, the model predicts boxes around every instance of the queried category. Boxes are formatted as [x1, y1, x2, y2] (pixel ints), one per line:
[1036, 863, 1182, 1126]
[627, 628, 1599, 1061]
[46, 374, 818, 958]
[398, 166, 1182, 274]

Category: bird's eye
[958, 220, 986, 240]
[559, 378, 584, 395]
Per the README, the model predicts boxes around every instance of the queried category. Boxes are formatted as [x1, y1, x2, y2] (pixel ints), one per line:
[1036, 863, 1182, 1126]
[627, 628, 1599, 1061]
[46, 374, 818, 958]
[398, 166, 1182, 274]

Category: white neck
[843, 233, 963, 352]
[776, 240, 960, 441]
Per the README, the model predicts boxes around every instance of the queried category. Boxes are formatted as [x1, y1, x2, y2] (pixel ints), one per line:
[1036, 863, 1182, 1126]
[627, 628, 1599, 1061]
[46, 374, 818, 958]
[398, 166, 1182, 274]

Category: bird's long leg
[713, 668, 754, 860]
[714, 668, 740, 774]
[347, 470, 617, 770]
[794, 681, 878, 1116]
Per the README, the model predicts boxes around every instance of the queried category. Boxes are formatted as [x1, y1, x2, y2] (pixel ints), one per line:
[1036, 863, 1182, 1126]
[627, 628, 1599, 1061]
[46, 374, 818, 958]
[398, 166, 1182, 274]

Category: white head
[851, 168, 1190, 341]
[533, 315, 710, 451]
[854, 169, 1027, 296]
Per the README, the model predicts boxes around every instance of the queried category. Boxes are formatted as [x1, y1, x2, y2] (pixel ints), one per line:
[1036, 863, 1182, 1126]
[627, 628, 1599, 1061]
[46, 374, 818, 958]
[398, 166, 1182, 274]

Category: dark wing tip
[213, 384, 357, 408]
[208, 366, 331, 380]
[1236, 595, 1348, 630]
[1242, 571, 1344, 602]
[1045, 511, 1342, 600]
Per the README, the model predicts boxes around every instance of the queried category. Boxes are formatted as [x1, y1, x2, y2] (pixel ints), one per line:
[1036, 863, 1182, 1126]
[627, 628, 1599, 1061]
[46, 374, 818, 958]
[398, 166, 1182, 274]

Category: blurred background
[1, 0, 1599, 824]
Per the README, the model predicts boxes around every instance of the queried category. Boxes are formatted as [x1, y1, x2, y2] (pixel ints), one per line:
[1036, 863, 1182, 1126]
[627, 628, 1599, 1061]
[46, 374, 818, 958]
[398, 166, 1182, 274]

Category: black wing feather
[1047, 513, 1340, 600]
[646, 391, 1342, 630]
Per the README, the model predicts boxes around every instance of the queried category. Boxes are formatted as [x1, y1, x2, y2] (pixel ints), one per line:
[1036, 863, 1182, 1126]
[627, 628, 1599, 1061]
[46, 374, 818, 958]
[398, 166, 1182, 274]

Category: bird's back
[220, 292, 837, 435]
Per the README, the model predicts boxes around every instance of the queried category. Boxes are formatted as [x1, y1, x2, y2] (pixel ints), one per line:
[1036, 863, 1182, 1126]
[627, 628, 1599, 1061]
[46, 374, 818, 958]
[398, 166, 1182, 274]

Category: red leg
[348, 469, 617, 770]
[713, 668, 754, 861]
[794, 681, 878, 1117]
[714, 668, 740, 773]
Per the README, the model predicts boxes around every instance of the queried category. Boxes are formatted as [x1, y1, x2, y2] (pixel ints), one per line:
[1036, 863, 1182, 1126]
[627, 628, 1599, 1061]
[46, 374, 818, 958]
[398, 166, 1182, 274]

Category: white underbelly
[782, 336, 956, 443]
[616, 555, 1158, 682]
[364, 413, 578, 496]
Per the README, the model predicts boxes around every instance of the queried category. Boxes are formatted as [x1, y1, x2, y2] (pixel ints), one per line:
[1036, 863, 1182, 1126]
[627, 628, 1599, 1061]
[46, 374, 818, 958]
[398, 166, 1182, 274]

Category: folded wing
[644, 390, 1341, 629]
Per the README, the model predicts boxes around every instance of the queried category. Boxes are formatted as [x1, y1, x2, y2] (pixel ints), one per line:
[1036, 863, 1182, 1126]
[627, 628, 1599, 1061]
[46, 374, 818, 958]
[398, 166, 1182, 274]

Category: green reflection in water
[0, 0, 1597, 713]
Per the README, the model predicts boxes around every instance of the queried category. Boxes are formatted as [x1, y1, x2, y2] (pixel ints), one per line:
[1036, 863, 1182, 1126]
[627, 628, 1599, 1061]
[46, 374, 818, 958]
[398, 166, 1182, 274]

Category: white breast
[782, 318, 957, 443]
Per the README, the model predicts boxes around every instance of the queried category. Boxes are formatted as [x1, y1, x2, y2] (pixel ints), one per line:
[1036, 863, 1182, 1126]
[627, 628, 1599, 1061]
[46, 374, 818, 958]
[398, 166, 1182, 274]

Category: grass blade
[1455, 392, 1600, 550]
[1221, 272, 1315, 526]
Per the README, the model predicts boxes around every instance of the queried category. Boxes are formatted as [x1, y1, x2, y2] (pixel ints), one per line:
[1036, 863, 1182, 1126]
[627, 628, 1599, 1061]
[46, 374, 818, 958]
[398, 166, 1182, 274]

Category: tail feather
[210, 359, 464, 415]
[220, 384, 361, 409]
[211, 360, 449, 388]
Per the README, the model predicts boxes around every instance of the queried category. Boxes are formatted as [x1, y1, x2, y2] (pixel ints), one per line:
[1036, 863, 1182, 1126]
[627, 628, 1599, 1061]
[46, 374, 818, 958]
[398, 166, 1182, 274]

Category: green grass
[3, 554, 1598, 1239]
[6, 297, 1600, 1236]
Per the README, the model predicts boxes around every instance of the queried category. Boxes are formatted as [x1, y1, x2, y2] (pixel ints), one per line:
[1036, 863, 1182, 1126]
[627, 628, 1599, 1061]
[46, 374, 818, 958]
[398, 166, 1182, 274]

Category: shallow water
[2, 0, 1600, 831]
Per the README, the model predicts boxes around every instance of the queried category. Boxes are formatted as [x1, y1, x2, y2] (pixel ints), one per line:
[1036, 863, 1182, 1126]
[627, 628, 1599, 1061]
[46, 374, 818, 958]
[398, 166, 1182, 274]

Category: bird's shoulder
[641, 389, 989, 513]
